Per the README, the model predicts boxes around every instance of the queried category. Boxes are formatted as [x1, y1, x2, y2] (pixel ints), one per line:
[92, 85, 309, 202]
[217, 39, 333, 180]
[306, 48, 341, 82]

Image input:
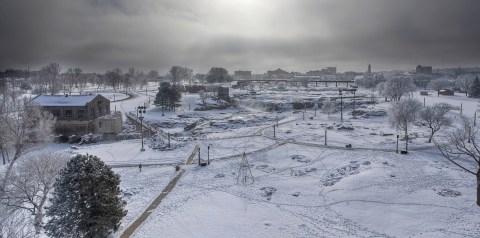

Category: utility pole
[324, 128, 327, 146]
[273, 124, 276, 138]
[339, 90, 343, 123]
[396, 135, 399, 153]
[198, 147, 201, 165]
[475, 112, 477, 126]
[352, 90, 356, 117]
[168, 133, 171, 148]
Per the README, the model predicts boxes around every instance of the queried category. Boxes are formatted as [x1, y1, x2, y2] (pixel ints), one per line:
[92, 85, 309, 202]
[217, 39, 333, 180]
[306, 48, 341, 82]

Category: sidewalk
[120, 169, 186, 238]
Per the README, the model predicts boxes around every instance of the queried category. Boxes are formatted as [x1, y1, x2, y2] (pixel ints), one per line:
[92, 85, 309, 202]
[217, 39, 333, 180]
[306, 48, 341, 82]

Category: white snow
[32, 95, 98, 106]
[5, 82, 480, 237]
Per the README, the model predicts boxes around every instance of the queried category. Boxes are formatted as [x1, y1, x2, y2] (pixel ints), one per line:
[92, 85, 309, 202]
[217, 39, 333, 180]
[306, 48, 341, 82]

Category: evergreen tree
[468, 76, 480, 98]
[45, 155, 127, 238]
[154, 82, 181, 110]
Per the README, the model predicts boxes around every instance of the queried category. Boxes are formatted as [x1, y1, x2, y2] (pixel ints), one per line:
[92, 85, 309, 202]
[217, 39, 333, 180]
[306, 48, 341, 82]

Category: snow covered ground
[111, 86, 479, 237]
[130, 144, 479, 237]
[6, 83, 480, 237]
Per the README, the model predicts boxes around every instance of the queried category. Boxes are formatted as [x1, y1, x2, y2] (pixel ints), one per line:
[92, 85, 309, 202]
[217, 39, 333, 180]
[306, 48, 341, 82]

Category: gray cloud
[1, 0, 480, 73]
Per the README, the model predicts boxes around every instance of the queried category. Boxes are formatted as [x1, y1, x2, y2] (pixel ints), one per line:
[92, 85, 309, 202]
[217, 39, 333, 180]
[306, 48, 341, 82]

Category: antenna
[237, 152, 254, 186]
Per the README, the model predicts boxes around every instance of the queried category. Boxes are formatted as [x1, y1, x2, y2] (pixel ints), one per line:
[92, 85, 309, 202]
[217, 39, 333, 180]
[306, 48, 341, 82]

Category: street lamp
[396, 135, 399, 153]
[352, 89, 357, 117]
[339, 89, 343, 123]
[137, 106, 147, 152]
[207, 145, 211, 165]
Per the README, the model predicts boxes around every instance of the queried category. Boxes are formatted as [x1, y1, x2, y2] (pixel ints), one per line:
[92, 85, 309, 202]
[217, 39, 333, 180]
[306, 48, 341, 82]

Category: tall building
[367, 64, 371, 74]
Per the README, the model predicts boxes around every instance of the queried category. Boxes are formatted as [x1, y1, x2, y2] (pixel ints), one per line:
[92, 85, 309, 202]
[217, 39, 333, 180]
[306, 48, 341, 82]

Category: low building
[439, 89, 454, 96]
[416, 65, 433, 74]
[234, 70, 252, 80]
[217, 87, 230, 102]
[32, 94, 122, 136]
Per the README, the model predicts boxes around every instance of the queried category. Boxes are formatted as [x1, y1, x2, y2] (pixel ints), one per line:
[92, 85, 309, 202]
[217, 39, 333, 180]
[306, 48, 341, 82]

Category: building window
[90, 108, 95, 117]
[78, 110, 85, 118]
[98, 106, 102, 116]
[65, 110, 73, 118]
[98, 121, 102, 128]
[52, 110, 60, 117]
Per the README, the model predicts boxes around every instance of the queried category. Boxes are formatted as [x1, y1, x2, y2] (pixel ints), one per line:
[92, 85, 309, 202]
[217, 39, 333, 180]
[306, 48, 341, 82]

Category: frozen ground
[117, 86, 480, 237]
[131, 144, 479, 238]
[5, 83, 480, 237]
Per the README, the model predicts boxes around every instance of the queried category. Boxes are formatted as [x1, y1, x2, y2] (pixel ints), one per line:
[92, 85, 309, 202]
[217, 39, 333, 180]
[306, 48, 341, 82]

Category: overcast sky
[1, 0, 480, 74]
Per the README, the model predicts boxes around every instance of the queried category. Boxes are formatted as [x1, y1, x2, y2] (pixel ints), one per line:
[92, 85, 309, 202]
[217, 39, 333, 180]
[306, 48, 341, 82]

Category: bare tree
[419, 102, 453, 143]
[169, 66, 193, 85]
[206, 67, 232, 83]
[388, 98, 423, 141]
[0, 100, 55, 192]
[198, 90, 207, 104]
[148, 70, 159, 82]
[184, 95, 196, 111]
[247, 83, 255, 92]
[0, 205, 34, 238]
[105, 68, 122, 91]
[46, 63, 61, 94]
[434, 118, 480, 206]
[2, 152, 69, 234]
[378, 76, 416, 101]
[428, 77, 452, 97]
[455, 74, 475, 97]
[321, 100, 336, 117]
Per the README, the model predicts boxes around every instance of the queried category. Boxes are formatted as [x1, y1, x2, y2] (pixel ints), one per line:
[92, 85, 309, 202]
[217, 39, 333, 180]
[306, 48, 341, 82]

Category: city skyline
[1, 0, 480, 73]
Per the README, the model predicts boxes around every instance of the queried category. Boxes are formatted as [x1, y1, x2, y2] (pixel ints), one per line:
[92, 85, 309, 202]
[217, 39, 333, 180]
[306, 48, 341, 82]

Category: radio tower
[237, 152, 254, 186]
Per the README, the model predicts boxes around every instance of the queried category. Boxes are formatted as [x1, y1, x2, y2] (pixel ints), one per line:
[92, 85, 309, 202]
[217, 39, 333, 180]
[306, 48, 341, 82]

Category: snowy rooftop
[32, 95, 98, 106]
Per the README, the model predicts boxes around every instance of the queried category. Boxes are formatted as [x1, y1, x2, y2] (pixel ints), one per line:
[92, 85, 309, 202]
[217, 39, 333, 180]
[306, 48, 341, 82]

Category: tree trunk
[0, 152, 20, 191]
[428, 128, 434, 143]
[477, 171, 480, 206]
[34, 209, 43, 234]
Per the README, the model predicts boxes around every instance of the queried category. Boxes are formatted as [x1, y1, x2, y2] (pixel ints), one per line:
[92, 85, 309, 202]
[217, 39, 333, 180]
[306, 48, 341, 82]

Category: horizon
[1, 0, 480, 73]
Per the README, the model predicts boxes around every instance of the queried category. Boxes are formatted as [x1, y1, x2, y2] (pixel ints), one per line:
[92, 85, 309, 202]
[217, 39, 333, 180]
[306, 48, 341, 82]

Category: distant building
[367, 64, 372, 74]
[32, 94, 121, 136]
[439, 89, 454, 96]
[416, 65, 433, 74]
[266, 68, 292, 78]
[306, 67, 337, 76]
[306, 70, 323, 76]
[324, 67, 336, 74]
[234, 70, 252, 80]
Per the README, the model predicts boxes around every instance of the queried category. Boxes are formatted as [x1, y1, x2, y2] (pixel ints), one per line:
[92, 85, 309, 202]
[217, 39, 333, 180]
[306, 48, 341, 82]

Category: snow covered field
[7, 83, 480, 237]
[131, 144, 479, 237]
[105, 85, 480, 237]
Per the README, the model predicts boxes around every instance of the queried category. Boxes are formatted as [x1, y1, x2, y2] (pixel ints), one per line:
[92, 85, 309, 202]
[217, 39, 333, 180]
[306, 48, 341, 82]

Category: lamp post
[475, 112, 477, 126]
[137, 106, 147, 152]
[352, 89, 356, 117]
[396, 135, 399, 153]
[405, 134, 408, 152]
[339, 89, 343, 123]
[207, 145, 210, 165]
